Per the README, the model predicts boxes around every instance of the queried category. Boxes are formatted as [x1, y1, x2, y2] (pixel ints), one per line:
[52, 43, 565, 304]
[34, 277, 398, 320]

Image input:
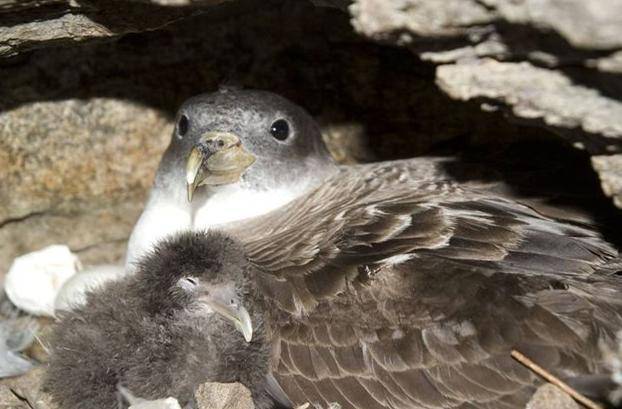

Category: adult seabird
[171, 89, 622, 408]
[44, 231, 272, 409]
[125, 88, 336, 270]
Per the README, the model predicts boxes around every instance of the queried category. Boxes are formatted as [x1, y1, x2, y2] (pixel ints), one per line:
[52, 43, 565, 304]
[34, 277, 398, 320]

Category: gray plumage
[146, 88, 622, 409]
[228, 161, 622, 409]
[44, 231, 272, 409]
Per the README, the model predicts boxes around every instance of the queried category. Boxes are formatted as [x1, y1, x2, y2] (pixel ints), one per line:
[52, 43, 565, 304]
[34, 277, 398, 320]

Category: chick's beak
[200, 291, 253, 343]
[186, 132, 256, 202]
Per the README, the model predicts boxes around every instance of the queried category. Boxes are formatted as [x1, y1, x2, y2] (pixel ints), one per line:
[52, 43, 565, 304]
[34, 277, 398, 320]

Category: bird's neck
[190, 182, 312, 229]
[125, 156, 337, 269]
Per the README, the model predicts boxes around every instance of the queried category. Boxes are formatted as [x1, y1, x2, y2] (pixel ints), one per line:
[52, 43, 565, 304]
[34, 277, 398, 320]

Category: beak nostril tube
[185, 131, 256, 202]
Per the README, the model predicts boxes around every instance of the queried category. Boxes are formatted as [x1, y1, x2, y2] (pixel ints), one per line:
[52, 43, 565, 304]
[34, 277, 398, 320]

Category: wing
[233, 160, 618, 315]
[229, 159, 622, 409]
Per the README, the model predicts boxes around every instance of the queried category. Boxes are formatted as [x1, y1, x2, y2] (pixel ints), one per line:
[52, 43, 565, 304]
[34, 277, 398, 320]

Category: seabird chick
[44, 231, 272, 409]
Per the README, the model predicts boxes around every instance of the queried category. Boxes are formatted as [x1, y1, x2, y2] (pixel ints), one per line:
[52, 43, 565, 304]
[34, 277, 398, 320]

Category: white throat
[192, 184, 300, 228]
[125, 181, 310, 270]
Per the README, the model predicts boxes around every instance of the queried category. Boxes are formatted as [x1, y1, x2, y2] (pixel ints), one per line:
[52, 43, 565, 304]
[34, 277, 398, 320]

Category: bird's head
[161, 88, 335, 202]
[134, 231, 255, 342]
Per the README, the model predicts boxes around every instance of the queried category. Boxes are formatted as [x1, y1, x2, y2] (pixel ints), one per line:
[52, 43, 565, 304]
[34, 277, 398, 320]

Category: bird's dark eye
[270, 119, 289, 141]
[178, 115, 189, 137]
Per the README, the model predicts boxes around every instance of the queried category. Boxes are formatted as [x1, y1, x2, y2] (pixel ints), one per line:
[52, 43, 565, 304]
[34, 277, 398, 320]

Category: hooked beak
[201, 293, 253, 343]
[185, 132, 256, 202]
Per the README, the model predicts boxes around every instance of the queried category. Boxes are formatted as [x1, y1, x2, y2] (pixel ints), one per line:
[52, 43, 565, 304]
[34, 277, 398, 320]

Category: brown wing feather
[228, 159, 622, 409]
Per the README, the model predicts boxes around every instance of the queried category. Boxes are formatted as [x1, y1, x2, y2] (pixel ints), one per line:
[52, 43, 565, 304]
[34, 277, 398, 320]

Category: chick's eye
[270, 119, 289, 141]
[178, 115, 189, 137]
[178, 276, 199, 291]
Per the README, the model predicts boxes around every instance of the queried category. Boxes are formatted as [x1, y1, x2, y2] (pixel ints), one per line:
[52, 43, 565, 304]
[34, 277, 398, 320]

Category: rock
[350, 0, 494, 40]
[0, 98, 171, 274]
[0, 14, 113, 58]
[351, 0, 622, 51]
[321, 123, 373, 164]
[0, 385, 25, 408]
[195, 382, 254, 409]
[2, 367, 58, 409]
[486, 0, 622, 50]
[4, 245, 80, 316]
[436, 59, 622, 152]
[592, 155, 622, 209]
[526, 384, 580, 409]
[588, 51, 622, 74]
[0, 1, 230, 58]
[349, 0, 622, 208]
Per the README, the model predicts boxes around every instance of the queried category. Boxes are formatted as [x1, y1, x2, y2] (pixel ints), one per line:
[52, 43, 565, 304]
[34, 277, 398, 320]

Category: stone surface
[487, 0, 622, 50]
[435, 59, 622, 152]
[0, 98, 170, 274]
[525, 384, 580, 409]
[0, 99, 170, 222]
[321, 123, 373, 164]
[0, 385, 24, 408]
[2, 367, 58, 409]
[0, 14, 112, 58]
[349, 0, 622, 208]
[350, 0, 493, 40]
[592, 155, 622, 209]
[0, 376, 254, 409]
[588, 51, 622, 74]
[195, 382, 254, 409]
[0, 0, 229, 58]
[350, 0, 622, 50]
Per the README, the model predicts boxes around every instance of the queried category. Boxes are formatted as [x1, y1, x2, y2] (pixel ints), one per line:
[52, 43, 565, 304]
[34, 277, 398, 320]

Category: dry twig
[511, 349, 603, 409]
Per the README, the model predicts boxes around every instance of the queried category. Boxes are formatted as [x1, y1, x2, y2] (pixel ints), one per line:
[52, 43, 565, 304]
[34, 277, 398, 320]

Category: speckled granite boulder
[0, 99, 170, 273]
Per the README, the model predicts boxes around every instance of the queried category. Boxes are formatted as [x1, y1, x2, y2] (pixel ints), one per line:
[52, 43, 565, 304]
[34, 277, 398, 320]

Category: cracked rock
[0, 385, 24, 408]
